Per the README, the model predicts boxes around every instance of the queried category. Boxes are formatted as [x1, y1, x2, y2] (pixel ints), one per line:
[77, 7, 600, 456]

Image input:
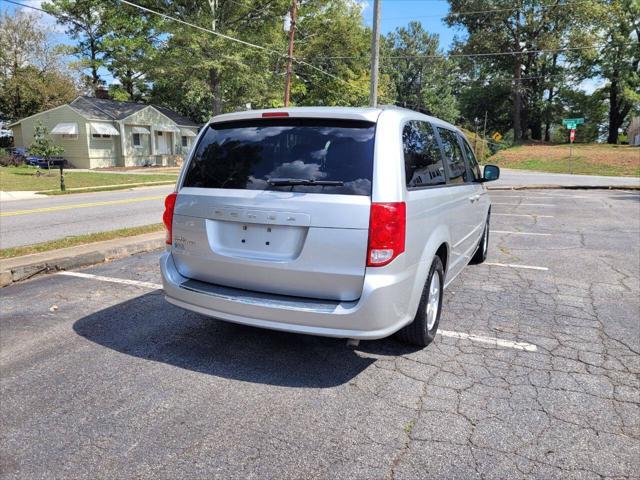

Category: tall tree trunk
[544, 54, 558, 142]
[607, 78, 620, 144]
[89, 37, 100, 93]
[210, 67, 222, 115]
[125, 69, 134, 101]
[544, 85, 555, 142]
[512, 59, 522, 143]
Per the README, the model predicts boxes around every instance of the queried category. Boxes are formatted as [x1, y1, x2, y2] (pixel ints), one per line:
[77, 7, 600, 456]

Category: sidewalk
[0, 231, 164, 287]
[0, 191, 46, 201]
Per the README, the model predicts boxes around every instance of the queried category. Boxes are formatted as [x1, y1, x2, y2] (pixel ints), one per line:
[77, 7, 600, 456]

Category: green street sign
[562, 118, 585, 128]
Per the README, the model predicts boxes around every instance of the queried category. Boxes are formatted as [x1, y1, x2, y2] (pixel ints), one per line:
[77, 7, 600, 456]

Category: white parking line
[491, 194, 587, 199]
[484, 262, 548, 271]
[58, 271, 539, 352]
[492, 202, 554, 207]
[58, 271, 162, 289]
[493, 213, 554, 218]
[438, 330, 537, 352]
[491, 230, 551, 236]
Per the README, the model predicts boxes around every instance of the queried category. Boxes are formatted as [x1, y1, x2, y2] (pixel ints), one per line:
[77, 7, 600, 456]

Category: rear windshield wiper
[267, 178, 344, 187]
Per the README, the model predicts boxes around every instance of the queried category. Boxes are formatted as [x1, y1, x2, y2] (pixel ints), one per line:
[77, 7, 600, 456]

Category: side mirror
[482, 164, 500, 182]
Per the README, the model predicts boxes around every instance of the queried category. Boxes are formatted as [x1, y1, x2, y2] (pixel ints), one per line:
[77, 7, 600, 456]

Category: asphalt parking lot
[1, 189, 639, 479]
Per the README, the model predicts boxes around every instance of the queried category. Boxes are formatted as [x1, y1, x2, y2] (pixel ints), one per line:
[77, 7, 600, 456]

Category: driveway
[1, 189, 638, 479]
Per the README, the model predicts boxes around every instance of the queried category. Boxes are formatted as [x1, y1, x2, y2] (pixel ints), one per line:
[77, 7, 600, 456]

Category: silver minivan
[160, 106, 500, 346]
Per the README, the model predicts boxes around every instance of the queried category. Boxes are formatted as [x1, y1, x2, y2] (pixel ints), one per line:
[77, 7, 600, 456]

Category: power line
[313, 43, 632, 61]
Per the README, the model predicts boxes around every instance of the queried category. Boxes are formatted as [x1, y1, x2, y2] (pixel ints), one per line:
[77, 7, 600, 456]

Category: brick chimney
[95, 86, 110, 99]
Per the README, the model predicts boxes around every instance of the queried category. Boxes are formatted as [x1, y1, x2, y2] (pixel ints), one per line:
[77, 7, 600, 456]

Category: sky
[359, 0, 461, 50]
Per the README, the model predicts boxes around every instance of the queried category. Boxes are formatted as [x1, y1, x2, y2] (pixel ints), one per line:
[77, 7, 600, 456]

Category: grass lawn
[0, 165, 177, 192]
[488, 143, 640, 177]
[0, 223, 163, 259]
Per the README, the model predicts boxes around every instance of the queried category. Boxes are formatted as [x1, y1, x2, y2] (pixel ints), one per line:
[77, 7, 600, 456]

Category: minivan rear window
[183, 118, 376, 196]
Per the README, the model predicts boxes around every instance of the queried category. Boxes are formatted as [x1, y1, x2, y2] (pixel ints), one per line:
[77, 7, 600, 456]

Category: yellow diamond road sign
[492, 132, 502, 142]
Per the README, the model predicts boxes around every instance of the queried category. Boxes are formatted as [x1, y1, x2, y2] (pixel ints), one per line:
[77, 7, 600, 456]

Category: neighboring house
[627, 117, 640, 146]
[9, 96, 200, 168]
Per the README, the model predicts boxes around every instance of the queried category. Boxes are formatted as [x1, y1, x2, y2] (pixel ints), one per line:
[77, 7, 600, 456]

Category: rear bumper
[160, 252, 417, 339]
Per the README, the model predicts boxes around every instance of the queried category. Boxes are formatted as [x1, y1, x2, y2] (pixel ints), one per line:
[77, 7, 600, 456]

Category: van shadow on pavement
[72, 292, 416, 388]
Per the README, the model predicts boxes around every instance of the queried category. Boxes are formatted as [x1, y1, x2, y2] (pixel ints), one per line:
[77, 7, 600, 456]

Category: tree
[43, 0, 111, 92]
[0, 11, 78, 120]
[290, 0, 374, 107]
[446, 0, 600, 142]
[598, 0, 639, 143]
[29, 122, 64, 159]
[149, 0, 290, 118]
[101, 7, 162, 101]
[383, 22, 459, 123]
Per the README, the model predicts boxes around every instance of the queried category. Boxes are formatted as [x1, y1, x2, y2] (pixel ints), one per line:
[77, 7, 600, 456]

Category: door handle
[469, 195, 479, 202]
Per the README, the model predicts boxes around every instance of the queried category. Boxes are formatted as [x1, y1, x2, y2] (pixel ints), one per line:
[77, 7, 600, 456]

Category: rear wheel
[396, 256, 444, 347]
[470, 213, 490, 265]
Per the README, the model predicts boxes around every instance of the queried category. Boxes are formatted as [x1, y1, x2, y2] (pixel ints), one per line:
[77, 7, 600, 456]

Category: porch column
[118, 121, 126, 167]
[150, 125, 156, 155]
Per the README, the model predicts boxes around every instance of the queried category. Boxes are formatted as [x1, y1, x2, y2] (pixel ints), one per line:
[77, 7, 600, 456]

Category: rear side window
[183, 118, 376, 195]
[403, 121, 445, 188]
[438, 128, 468, 184]
[461, 138, 481, 181]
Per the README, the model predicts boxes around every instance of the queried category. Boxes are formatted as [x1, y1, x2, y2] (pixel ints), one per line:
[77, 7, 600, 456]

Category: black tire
[470, 213, 490, 265]
[396, 256, 444, 347]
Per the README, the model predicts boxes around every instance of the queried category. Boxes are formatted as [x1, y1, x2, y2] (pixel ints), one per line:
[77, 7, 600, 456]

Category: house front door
[156, 131, 170, 154]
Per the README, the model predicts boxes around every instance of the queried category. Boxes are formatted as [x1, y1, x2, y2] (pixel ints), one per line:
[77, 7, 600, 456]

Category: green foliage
[0, 11, 78, 121]
[28, 122, 64, 159]
[383, 22, 459, 123]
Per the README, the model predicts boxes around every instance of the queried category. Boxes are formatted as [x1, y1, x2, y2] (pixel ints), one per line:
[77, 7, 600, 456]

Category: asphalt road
[1, 169, 638, 249]
[2, 189, 639, 479]
[0, 185, 173, 249]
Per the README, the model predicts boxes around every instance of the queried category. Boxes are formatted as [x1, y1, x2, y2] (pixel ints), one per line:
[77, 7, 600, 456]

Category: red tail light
[262, 112, 289, 117]
[163, 192, 177, 245]
[367, 202, 406, 267]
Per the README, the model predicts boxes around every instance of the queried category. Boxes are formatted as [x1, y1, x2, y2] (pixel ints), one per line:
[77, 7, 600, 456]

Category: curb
[488, 185, 640, 191]
[0, 232, 164, 288]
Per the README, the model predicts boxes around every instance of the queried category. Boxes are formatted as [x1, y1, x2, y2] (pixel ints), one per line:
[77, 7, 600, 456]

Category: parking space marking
[491, 202, 554, 207]
[490, 194, 588, 199]
[56, 271, 540, 352]
[58, 271, 162, 289]
[493, 213, 554, 218]
[484, 262, 548, 271]
[438, 329, 538, 352]
[0, 195, 165, 217]
[491, 230, 551, 236]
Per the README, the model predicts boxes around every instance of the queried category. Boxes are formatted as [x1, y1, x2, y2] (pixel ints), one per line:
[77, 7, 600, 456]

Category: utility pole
[369, 0, 381, 107]
[283, 0, 297, 107]
[480, 111, 487, 160]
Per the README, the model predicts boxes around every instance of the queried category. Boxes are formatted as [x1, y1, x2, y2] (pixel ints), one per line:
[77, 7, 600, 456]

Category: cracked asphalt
[1, 189, 639, 479]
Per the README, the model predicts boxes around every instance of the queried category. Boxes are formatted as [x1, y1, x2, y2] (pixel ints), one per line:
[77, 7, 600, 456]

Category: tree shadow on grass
[72, 292, 399, 388]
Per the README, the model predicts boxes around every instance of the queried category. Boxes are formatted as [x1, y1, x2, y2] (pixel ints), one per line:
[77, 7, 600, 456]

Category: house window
[181, 136, 188, 147]
[133, 133, 141, 147]
[92, 134, 110, 138]
[156, 131, 163, 136]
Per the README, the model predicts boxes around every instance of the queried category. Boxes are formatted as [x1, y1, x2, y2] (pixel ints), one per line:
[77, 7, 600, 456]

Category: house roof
[69, 96, 199, 126]
[153, 105, 199, 127]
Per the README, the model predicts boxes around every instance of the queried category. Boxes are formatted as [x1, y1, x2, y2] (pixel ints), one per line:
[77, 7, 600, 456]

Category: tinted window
[461, 138, 481, 181]
[438, 128, 468, 184]
[403, 121, 445, 188]
[183, 119, 375, 196]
